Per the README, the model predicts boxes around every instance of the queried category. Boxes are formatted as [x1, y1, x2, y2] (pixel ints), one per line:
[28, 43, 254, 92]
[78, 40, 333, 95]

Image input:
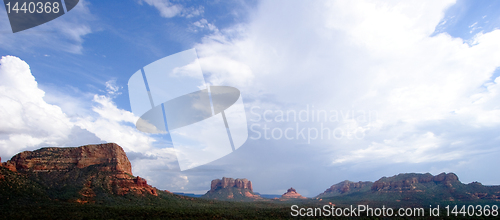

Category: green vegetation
[2, 168, 499, 219]
[202, 187, 260, 201]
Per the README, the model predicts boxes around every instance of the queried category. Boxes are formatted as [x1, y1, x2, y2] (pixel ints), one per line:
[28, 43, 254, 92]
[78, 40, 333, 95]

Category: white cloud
[193, 0, 500, 170]
[199, 56, 253, 87]
[333, 132, 464, 164]
[0, 55, 183, 184]
[2, 0, 500, 193]
[0, 56, 159, 161]
[75, 94, 154, 153]
[0, 56, 202, 189]
[105, 79, 122, 97]
[0, 56, 75, 156]
[140, 0, 204, 18]
[183, 6, 204, 18]
[141, 0, 182, 18]
[192, 19, 219, 33]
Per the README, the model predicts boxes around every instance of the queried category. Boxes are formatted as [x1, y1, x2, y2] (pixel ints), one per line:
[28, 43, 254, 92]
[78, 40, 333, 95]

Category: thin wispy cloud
[139, 0, 204, 18]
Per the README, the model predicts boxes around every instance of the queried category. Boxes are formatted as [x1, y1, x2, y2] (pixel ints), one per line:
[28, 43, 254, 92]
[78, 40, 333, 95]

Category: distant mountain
[202, 177, 264, 201]
[0, 143, 160, 204]
[254, 193, 282, 199]
[316, 172, 500, 204]
[173, 192, 203, 198]
[0, 144, 294, 218]
[2, 143, 499, 208]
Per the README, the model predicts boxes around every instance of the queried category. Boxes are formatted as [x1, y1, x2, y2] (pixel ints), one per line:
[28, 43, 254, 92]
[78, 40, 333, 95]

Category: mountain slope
[316, 180, 373, 198]
[316, 172, 500, 204]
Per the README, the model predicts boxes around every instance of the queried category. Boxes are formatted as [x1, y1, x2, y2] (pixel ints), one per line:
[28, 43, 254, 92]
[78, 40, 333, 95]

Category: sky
[0, 0, 500, 197]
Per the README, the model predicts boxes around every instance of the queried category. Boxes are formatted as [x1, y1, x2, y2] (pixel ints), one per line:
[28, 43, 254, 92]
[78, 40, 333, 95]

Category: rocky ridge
[371, 172, 459, 191]
[315, 172, 500, 202]
[316, 180, 372, 198]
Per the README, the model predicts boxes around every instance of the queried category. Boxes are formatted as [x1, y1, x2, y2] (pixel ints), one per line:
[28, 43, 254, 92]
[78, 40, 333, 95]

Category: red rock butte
[1, 143, 157, 197]
[3, 143, 132, 174]
[210, 177, 253, 192]
[204, 177, 263, 201]
[281, 187, 306, 199]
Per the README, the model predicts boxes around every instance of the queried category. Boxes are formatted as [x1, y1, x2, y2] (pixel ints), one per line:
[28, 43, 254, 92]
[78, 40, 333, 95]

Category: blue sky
[1, 0, 500, 197]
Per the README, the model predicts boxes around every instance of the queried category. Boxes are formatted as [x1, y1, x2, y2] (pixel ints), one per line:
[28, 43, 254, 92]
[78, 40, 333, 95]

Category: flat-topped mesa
[1, 143, 158, 197]
[3, 143, 132, 175]
[204, 177, 262, 201]
[210, 177, 253, 192]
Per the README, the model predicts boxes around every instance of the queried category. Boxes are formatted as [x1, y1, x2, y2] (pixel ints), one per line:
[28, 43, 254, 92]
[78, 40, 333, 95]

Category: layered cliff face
[3, 143, 132, 175]
[280, 187, 306, 200]
[203, 177, 262, 201]
[0, 143, 157, 203]
[209, 177, 253, 192]
[371, 172, 459, 191]
[316, 180, 372, 198]
[315, 172, 500, 203]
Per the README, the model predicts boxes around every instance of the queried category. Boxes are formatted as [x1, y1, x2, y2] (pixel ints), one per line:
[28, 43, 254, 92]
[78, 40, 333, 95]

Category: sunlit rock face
[1, 143, 158, 200]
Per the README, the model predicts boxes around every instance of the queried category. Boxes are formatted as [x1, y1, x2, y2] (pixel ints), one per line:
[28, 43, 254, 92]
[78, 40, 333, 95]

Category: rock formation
[203, 177, 262, 201]
[209, 177, 253, 192]
[315, 172, 500, 202]
[2, 143, 132, 174]
[371, 172, 459, 191]
[0, 143, 158, 202]
[280, 187, 306, 199]
[316, 180, 372, 198]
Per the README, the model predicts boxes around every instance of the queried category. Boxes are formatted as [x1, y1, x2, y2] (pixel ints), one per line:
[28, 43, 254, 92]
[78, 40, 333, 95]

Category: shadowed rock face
[210, 177, 253, 192]
[0, 143, 157, 200]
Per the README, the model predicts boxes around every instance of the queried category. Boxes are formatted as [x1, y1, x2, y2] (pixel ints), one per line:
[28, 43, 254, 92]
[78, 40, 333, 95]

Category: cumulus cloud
[2, 0, 500, 194]
[0, 56, 186, 190]
[191, 0, 500, 186]
[0, 56, 167, 164]
[0, 56, 190, 191]
[74, 94, 155, 153]
[0, 56, 83, 156]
